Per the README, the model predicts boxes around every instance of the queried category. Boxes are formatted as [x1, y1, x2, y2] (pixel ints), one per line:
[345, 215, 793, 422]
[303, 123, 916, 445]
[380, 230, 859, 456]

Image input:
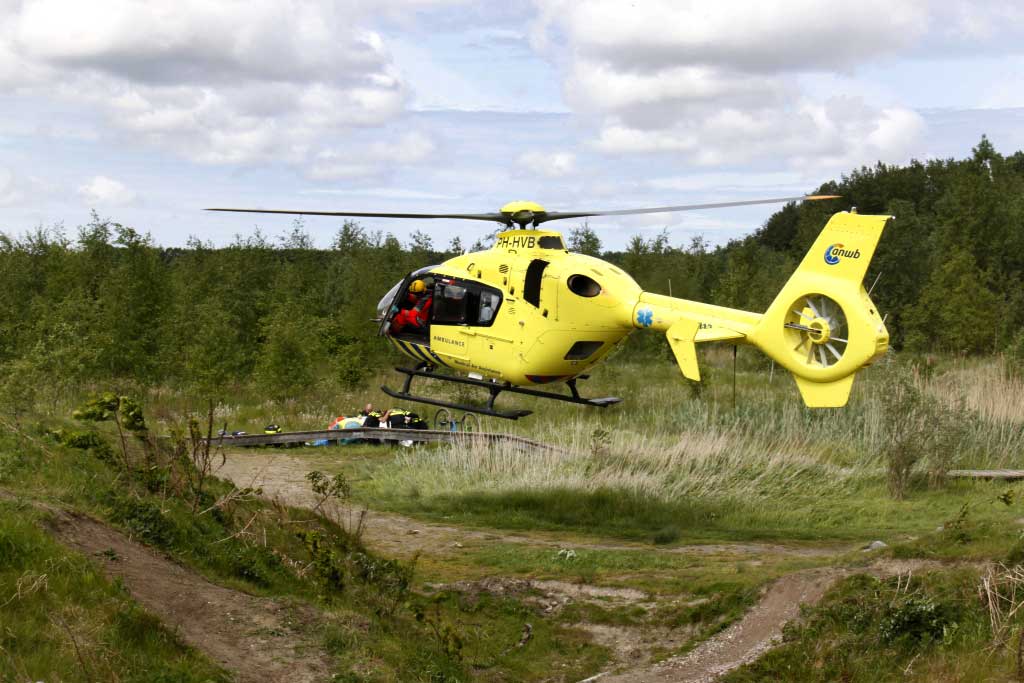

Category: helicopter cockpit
[378, 267, 504, 344]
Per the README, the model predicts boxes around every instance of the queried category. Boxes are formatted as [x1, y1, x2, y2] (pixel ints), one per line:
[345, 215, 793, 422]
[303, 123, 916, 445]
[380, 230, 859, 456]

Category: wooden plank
[946, 469, 1024, 480]
[205, 428, 563, 452]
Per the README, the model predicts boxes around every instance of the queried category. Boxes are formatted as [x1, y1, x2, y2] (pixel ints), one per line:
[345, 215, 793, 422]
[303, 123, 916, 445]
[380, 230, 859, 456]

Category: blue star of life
[637, 308, 653, 327]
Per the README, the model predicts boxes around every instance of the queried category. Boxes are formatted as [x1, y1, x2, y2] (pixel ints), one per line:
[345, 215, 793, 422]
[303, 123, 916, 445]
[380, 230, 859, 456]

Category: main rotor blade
[534, 195, 840, 224]
[206, 208, 508, 223]
[207, 194, 841, 226]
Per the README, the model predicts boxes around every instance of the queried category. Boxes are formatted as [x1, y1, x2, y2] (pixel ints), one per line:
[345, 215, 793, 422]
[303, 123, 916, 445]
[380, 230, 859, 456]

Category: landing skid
[380, 366, 622, 420]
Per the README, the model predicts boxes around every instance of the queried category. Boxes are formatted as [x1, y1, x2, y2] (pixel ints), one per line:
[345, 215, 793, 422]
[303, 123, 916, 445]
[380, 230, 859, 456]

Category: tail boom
[629, 210, 891, 407]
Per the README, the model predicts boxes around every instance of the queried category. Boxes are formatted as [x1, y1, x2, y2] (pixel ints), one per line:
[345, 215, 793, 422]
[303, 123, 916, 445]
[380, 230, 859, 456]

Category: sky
[2, 0, 1024, 250]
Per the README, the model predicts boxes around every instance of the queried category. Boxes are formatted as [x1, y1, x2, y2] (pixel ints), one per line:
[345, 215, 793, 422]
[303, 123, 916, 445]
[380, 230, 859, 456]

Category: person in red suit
[390, 280, 432, 334]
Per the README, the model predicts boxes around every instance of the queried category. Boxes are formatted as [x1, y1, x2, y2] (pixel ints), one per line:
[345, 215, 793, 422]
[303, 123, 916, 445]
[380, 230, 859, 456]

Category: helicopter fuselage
[383, 229, 649, 385]
[381, 227, 772, 386]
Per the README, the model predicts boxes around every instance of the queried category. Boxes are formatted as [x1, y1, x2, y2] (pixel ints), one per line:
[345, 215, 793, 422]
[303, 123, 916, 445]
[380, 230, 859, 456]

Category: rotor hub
[500, 200, 547, 228]
[808, 318, 831, 344]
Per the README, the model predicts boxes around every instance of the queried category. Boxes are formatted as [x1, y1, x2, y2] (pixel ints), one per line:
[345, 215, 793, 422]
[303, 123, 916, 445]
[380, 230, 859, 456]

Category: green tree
[254, 307, 322, 400]
[568, 222, 602, 256]
[904, 248, 1001, 354]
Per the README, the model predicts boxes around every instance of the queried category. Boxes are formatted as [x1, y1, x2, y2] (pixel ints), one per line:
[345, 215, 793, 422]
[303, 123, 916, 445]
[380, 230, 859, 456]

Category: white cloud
[0, 1, 461, 171]
[78, 175, 136, 205]
[536, 0, 928, 72]
[531, 1, 1022, 172]
[0, 168, 25, 206]
[307, 130, 436, 180]
[517, 150, 575, 177]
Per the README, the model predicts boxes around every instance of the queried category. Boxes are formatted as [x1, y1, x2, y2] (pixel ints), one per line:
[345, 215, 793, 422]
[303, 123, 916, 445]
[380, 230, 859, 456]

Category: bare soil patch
[44, 507, 334, 683]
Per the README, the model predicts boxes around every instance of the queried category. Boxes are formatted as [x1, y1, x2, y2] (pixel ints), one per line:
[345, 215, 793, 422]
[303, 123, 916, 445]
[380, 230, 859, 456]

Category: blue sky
[1, 1, 1022, 250]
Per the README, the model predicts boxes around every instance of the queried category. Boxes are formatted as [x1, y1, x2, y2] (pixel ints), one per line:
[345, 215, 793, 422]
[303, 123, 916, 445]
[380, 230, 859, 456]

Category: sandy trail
[45, 507, 334, 683]
[596, 568, 842, 682]
[216, 450, 852, 560]
[586, 558, 954, 683]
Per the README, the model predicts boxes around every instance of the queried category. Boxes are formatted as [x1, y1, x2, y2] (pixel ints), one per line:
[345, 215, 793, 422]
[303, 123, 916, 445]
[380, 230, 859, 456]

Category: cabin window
[431, 279, 503, 327]
[478, 290, 500, 325]
[524, 259, 548, 307]
[433, 283, 468, 324]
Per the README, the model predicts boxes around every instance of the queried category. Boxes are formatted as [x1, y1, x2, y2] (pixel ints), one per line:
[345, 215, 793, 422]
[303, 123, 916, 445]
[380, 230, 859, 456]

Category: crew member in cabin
[390, 280, 432, 334]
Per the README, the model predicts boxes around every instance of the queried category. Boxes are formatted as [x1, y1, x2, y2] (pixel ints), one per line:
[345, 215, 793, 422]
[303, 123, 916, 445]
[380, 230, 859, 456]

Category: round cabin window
[567, 274, 601, 297]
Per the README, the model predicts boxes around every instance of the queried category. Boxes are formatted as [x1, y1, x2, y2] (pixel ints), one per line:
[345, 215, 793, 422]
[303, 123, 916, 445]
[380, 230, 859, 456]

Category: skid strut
[381, 366, 622, 420]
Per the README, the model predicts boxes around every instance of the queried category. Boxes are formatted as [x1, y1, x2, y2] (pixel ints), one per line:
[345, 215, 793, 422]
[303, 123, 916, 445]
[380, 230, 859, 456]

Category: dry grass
[361, 355, 1024, 538]
[384, 421, 862, 505]
[928, 356, 1024, 424]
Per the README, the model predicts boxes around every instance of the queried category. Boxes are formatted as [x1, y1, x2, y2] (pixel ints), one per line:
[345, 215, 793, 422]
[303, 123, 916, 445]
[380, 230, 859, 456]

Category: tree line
[1, 137, 1022, 407]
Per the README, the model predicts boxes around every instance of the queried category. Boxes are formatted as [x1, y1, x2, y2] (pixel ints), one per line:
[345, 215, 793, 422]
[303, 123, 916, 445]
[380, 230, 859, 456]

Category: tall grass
[382, 424, 862, 503]
[360, 353, 1024, 540]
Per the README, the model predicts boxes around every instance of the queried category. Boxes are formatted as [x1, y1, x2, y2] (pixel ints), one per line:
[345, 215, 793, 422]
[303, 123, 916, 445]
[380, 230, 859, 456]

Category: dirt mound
[45, 508, 334, 683]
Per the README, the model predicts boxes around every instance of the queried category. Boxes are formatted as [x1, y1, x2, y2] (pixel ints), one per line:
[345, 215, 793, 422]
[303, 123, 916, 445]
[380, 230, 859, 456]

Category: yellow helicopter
[210, 196, 891, 419]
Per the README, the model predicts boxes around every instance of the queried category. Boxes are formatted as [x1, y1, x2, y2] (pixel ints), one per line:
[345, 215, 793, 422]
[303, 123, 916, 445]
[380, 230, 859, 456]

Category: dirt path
[216, 450, 852, 560]
[595, 568, 843, 683]
[45, 507, 334, 683]
[586, 558, 955, 683]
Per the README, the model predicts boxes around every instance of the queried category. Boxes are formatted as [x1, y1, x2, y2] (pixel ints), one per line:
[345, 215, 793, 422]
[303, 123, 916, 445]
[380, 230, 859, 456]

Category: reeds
[371, 355, 1024, 510]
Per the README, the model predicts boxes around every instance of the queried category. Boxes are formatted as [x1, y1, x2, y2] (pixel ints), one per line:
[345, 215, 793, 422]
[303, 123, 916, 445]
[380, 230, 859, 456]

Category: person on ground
[360, 403, 383, 428]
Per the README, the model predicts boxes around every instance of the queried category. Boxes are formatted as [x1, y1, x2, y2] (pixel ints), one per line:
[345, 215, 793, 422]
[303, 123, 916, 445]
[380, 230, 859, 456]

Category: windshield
[376, 281, 403, 319]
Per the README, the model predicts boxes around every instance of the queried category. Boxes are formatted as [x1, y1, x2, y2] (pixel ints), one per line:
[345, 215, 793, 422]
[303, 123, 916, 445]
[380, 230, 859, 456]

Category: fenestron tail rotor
[784, 294, 848, 369]
[206, 195, 841, 228]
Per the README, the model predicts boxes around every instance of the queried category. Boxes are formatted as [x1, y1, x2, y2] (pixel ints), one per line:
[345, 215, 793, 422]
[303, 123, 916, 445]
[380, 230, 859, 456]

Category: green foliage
[568, 222, 603, 256]
[1, 140, 1022, 406]
[255, 307, 322, 400]
[52, 429, 104, 451]
[412, 601, 465, 661]
[72, 392, 122, 422]
[0, 503, 229, 683]
[307, 470, 352, 506]
[723, 572, 978, 683]
[105, 493, 179, 547]
[877, 362, 971, 499]
[298, 528, 416, 618]
[904, 248, 1001, 354]
[1007, 329, 1024, 379]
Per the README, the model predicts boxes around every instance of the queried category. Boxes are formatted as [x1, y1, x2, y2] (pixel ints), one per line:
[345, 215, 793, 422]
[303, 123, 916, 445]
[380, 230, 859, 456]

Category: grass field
[339, 351, 1024, 546]
[4, 348, 1024, 681]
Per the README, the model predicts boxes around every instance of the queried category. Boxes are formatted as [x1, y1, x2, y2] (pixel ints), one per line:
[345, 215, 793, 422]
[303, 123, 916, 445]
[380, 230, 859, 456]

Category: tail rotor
[784, 294, 848, 370]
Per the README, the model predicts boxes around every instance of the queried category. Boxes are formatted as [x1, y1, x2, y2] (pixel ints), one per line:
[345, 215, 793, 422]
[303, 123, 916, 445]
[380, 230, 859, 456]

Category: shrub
[106, 493, 178, 548]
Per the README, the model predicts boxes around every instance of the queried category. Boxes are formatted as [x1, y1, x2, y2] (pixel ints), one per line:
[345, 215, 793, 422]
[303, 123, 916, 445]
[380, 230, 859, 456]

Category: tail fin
[749, 211, 891, 407]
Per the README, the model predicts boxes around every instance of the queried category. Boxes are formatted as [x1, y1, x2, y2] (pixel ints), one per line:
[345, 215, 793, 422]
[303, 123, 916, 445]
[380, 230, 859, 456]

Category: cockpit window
[538, 236, 565, 249]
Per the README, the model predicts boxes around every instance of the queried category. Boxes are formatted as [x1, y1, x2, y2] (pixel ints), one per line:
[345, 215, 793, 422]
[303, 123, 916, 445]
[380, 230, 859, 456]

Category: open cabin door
[377, 265, 440, 338]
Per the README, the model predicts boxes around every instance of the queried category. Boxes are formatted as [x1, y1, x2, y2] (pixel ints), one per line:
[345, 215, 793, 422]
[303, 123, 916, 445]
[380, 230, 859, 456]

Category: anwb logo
[824, 243, 861, 266]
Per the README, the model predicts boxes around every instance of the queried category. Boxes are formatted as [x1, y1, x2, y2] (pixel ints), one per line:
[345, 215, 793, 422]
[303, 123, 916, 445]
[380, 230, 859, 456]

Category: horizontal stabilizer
[666, 318, 701, 381]
[793, 374, 855, 408]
